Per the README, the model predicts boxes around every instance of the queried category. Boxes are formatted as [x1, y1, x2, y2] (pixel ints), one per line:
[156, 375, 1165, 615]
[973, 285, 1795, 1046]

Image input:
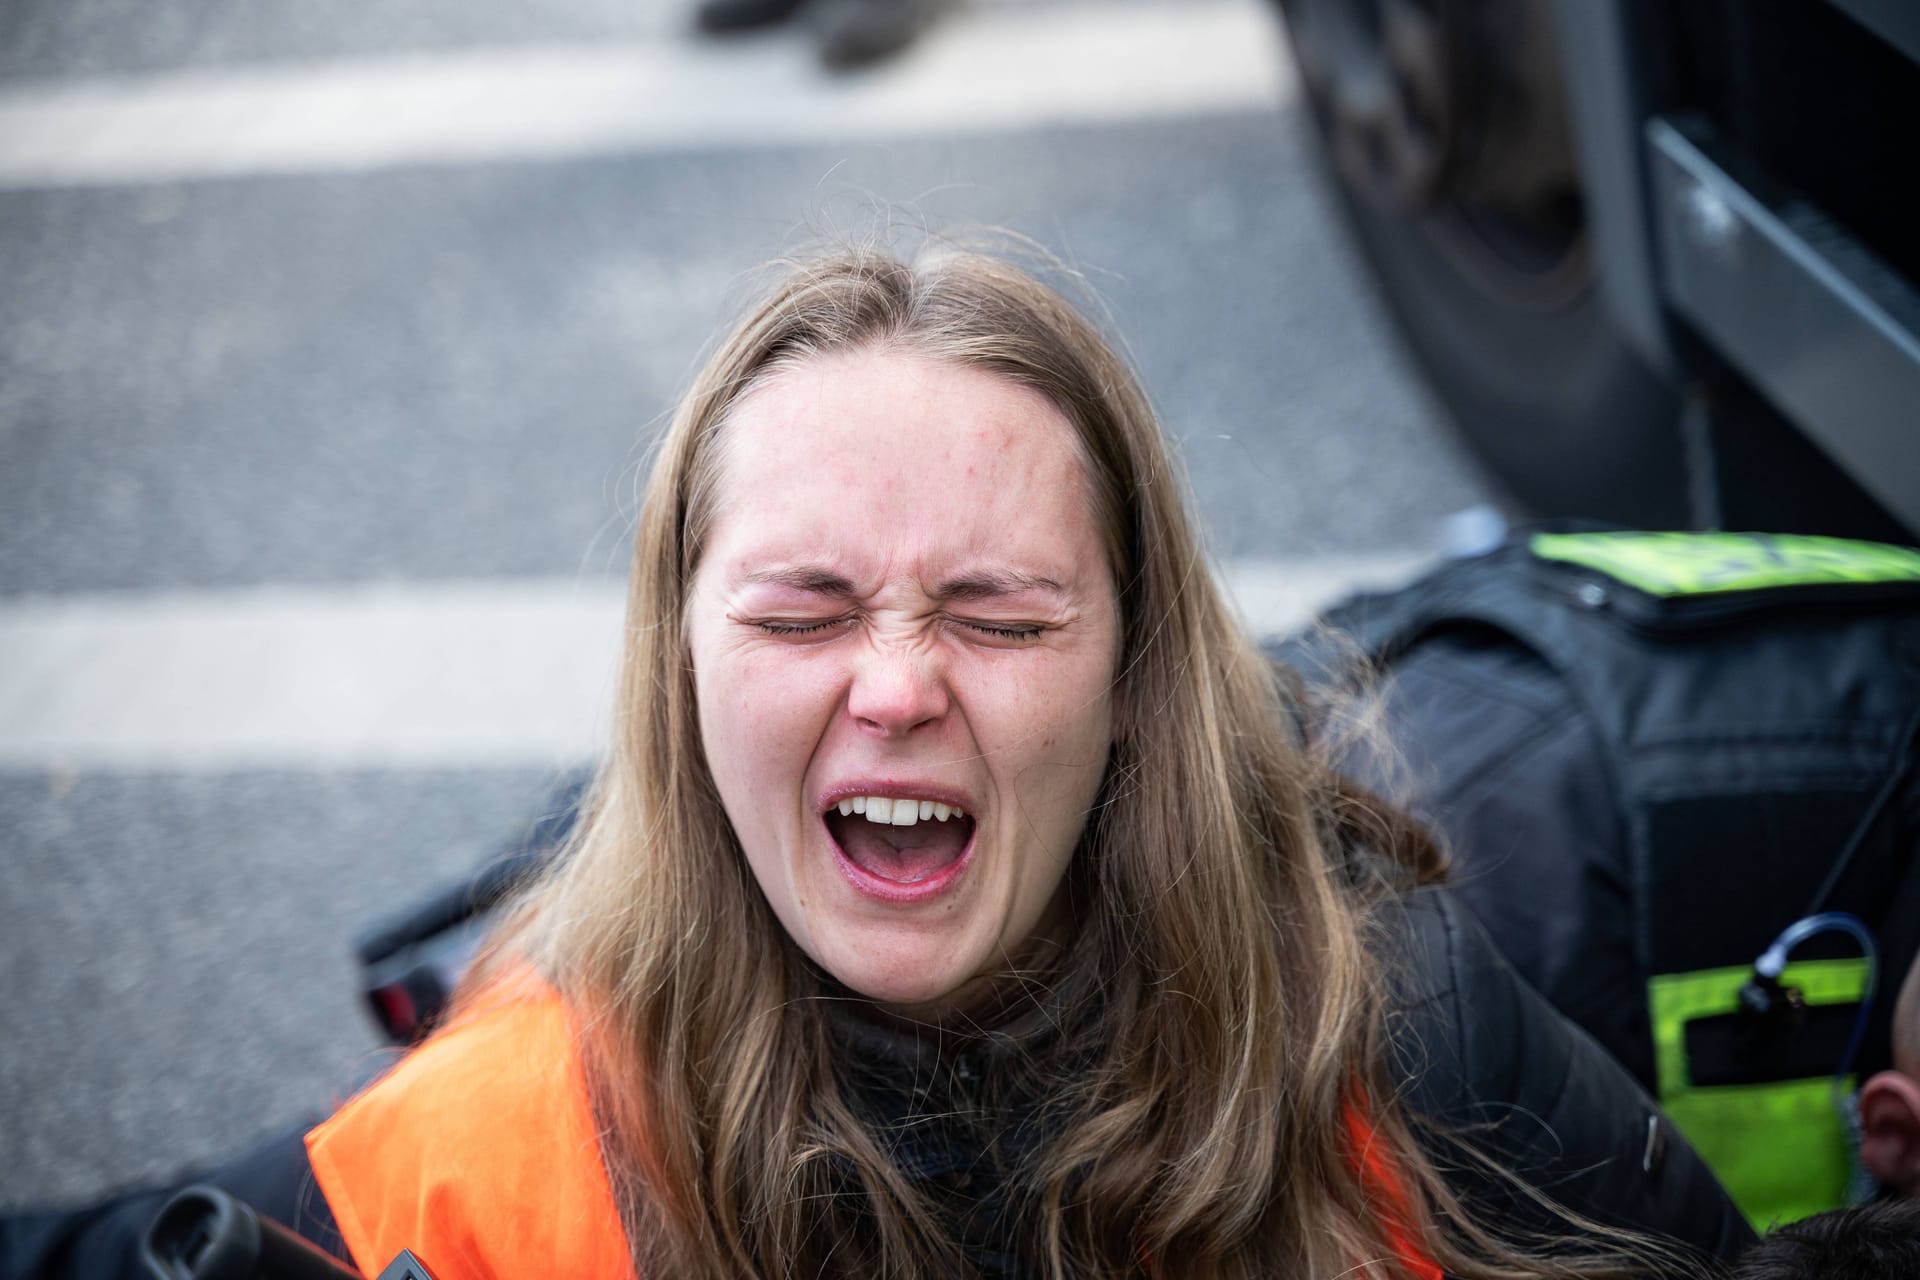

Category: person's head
[680, 277, 1132, 1014]
[491, 246, 1573, 1279]
[570, 245, 1317, 1023]
[1729, 1198, 1920, 1279]
[1859, 949, 1920, 1197]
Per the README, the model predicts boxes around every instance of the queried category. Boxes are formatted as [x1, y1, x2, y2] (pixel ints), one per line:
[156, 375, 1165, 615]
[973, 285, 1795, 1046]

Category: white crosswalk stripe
[0, 554, 1429, 770]
[0, 1, 1293, 189]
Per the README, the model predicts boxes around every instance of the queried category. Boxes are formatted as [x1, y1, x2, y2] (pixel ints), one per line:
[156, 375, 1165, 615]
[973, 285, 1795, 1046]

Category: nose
[846, 645, 950, 737]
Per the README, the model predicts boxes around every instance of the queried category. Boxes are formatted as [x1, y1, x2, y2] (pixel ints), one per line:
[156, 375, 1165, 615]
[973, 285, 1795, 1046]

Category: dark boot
[694, 0, 810, 34]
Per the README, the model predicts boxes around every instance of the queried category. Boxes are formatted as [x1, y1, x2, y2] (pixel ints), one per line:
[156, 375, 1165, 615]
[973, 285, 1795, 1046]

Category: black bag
[1272, 529, 1920, 1230]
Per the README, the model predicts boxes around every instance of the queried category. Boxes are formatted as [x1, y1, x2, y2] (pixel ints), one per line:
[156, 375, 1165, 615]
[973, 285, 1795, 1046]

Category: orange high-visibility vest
[306, 987, 632, 1279]
[307, 984, 1441, 1280]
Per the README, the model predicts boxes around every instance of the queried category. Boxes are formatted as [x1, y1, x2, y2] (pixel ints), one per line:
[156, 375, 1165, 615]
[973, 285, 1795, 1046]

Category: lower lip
[828, 821, 976, 904]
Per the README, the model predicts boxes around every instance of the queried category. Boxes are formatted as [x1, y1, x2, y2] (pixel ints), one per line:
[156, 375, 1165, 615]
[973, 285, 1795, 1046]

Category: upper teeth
[836, 796, 963, 826]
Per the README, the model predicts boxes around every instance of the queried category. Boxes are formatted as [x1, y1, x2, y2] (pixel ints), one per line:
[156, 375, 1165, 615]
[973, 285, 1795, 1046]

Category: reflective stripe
[1646, 959, 1868, 1231]
[1662, 1080, 1853, 1232]
[1528, 531, 1920, 596]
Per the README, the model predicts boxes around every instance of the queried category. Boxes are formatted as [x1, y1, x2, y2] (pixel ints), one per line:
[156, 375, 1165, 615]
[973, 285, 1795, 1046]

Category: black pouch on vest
[1269, 529, 1920, 1229]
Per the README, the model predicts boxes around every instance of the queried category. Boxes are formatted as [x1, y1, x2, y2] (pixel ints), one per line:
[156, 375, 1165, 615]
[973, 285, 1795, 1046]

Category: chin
[856, 977, 967, 1011]
[816, 933, 985, 1011]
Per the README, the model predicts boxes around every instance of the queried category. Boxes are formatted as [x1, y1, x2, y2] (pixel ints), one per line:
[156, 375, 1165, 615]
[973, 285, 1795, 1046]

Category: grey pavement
[0, 1, 1498, 1211]
[0, 768, 568, 1200]
[0, 117, 1485, 596]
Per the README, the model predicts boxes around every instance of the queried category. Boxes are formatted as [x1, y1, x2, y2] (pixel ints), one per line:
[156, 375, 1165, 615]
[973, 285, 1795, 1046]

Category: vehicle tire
[1277, 0, 1692, 528]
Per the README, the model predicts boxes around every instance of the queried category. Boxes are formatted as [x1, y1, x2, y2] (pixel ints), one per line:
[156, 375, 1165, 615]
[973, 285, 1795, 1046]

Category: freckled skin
[685, 351, 1120, 1015]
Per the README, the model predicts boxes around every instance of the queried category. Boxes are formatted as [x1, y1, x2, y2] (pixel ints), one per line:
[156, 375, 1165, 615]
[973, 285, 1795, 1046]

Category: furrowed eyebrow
[937, 570, 1068, 602]
[740, 566, 858, 596]
[738, 565, 1066, 601]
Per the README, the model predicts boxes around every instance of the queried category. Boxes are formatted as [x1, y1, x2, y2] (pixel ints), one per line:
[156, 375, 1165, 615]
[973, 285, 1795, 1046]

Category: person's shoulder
[1373, 881, 1645, 1149]
[1370, 886, 1526, 1123]
[306, 976, 632, 1278]
[390, 976, 576, 1100]
[1371, 887, 1492, 1050]
[329, 977, 577, 1134]
[1372, 886, 1754, 1262]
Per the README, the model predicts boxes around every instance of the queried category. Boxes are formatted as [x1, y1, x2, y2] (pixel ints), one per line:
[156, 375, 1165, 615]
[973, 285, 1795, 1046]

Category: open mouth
[824, 795, 976, 896]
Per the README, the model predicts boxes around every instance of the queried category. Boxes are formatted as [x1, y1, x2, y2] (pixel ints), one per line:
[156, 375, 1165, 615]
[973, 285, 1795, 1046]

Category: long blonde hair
[483, 248, 1657, 1279]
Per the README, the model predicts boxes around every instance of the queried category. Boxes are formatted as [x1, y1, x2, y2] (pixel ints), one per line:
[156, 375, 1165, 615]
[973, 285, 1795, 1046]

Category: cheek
[967, 661, 1115, 819]
[697, 646, 840, 798]
[986, 652, 1114, 747]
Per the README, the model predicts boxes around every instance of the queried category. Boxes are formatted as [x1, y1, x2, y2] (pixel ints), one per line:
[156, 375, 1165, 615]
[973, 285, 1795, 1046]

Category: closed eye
[756, 618, 854, 637]
[953, 619, 1045, 642]
[750, 616, 1044, 642]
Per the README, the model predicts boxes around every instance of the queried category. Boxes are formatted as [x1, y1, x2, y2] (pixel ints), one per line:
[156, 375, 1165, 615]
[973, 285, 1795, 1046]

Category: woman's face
[687, 348, 1120, 1012]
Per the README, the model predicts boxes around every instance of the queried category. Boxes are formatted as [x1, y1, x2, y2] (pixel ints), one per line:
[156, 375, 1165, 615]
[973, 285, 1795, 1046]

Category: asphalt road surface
[0, 0, 1499, 1209]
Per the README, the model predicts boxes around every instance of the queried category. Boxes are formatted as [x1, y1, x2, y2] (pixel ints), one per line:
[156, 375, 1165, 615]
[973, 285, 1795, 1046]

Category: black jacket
[1382, 888, 1753, 1264]
[831, 885, 1752, 1277]
[2, 888, 1752, 1279]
